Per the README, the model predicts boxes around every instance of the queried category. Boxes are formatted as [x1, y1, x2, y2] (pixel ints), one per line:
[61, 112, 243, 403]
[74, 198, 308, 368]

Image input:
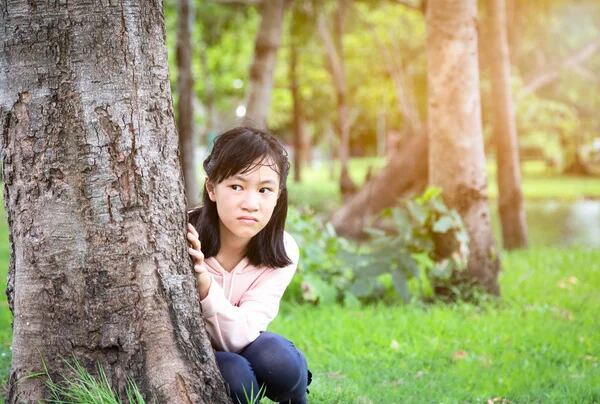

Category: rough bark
[177, 0, 201, 207]
[488, 0, 528, 249]
[244, 0, 289, 129]
[330, 134, 428, 237]
[426, 0, 501, 294]
[0, 1, 230, 402]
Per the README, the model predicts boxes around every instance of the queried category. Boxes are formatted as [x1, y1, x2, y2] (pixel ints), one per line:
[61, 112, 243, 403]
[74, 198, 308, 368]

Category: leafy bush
[285, 187, 470, 305]
[285, 206, 358, 306]
[361, 187, 470, 302]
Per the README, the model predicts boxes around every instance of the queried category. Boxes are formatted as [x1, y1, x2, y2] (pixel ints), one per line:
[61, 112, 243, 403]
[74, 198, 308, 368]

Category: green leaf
[432, 216, 454, 233]
[349, 277, 378, 298]
[301, 274, 338, 304]
[412, 252, 434, 272]
[392, 270, 410, 302]
[364, 227, 386, 238]
[407, 201, 427, 225]
[398, 254, 420, 277]
[343, 291, 362, 308]
[417, 186, 442, 204]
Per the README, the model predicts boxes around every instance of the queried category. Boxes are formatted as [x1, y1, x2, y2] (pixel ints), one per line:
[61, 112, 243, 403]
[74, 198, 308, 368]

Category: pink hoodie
[199, 231, 300, 353]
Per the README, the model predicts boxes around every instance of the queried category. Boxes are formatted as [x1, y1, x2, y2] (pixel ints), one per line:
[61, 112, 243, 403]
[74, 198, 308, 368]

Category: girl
[186, 127, 311, 404]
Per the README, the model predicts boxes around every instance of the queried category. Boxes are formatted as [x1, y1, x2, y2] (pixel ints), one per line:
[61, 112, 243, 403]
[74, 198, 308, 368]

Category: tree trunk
[199, 41, 217, 141]
[330, 134, 428, 237]
[426, 0, 501, 294]
[244, 0, 289, 129]
[317, 2, 356, 200]
[488, 0, 528, 249]
[289, 27, 308, 183]
[0, 1, 230, 402]
[177, 0, 201, 207]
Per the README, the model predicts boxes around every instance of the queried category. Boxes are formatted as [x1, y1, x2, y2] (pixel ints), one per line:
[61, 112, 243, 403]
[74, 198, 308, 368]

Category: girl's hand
[187, 223, 212, 299]
[187, 223, 207, 274]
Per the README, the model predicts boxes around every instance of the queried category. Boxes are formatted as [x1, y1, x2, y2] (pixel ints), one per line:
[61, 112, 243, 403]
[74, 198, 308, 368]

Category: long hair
[188, 127, 292, 268]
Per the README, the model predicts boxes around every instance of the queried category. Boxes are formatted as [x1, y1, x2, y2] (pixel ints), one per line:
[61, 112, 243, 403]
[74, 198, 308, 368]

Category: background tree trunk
[289, 24, 308, 183]
[200, 43, 219, 137]
[488, 0, 528, 249]
[244, 0, 289, 129]
[426, 0, 501, 294]
[330, 134, 428, 237]
[0, 1, 230, 402]
[177, 0, 201, 206]
[317, 1, 356, 201]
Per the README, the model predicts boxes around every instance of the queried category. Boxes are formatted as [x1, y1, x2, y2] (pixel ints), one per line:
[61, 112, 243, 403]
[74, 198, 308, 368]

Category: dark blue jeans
[214, 332, 311, 404]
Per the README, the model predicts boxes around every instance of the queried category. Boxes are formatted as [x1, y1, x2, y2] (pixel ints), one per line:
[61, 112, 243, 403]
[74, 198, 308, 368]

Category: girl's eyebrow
[231, 175, 277, 185]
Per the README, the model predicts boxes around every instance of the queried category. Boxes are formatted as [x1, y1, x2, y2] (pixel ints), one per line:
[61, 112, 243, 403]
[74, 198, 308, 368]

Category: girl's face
[206, 158, 281, 244]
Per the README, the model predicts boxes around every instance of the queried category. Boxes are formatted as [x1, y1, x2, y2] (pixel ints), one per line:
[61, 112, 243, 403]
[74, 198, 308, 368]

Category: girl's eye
[260, 187, 274, 194]
[230, 185, 242, 191]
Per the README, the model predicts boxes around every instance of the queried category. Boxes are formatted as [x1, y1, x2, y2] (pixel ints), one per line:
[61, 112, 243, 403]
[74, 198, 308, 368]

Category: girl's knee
[214, 351, 261, 403]
[215, 351, 250, 378]
[242, 333, 308, 401]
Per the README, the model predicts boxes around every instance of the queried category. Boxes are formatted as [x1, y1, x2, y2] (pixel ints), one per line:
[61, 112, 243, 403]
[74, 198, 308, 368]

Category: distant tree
[426, 0, 501, 294]
[487, 0, 528, 249]
[245, 0, 291, 128]
[317, 0, 358, 200]
[289, 3, 311, 183]
[0, 1, 230, 401]
[177, 0, 201, 206]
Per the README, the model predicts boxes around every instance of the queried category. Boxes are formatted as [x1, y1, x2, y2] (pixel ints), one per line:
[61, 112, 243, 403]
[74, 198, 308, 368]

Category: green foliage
[43, 359, 145, 404]
[515, 91, 582, 168]
[285, 187, 470, 305]
[363, 187, 470, 302]
[285, 206, 356, 306]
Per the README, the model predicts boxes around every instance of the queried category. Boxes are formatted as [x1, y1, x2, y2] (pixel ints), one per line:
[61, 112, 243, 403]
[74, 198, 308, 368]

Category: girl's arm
[200, 232, 299, 353]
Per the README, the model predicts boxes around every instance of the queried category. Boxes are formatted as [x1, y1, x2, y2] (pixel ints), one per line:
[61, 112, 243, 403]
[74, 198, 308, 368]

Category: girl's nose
[241, 192, 260, 211]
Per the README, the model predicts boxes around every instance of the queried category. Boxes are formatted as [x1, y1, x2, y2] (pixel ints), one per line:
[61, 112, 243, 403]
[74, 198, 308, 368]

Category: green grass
[44, 360, 145, 404]
[271, 247, 600, 403]
[0, 190, 10, 387]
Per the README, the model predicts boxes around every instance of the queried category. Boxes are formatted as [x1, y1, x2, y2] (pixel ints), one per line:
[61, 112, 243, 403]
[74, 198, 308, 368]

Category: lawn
[0, 158, 599, 402]
[270, 247, 600, 403]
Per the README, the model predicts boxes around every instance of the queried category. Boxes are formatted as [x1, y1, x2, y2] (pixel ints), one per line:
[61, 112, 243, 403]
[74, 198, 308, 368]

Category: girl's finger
[188, 247, 204, 261]
[186, 232, 201, 250]
[187, 223, 199, 238]
[194, 264, 208, 274]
